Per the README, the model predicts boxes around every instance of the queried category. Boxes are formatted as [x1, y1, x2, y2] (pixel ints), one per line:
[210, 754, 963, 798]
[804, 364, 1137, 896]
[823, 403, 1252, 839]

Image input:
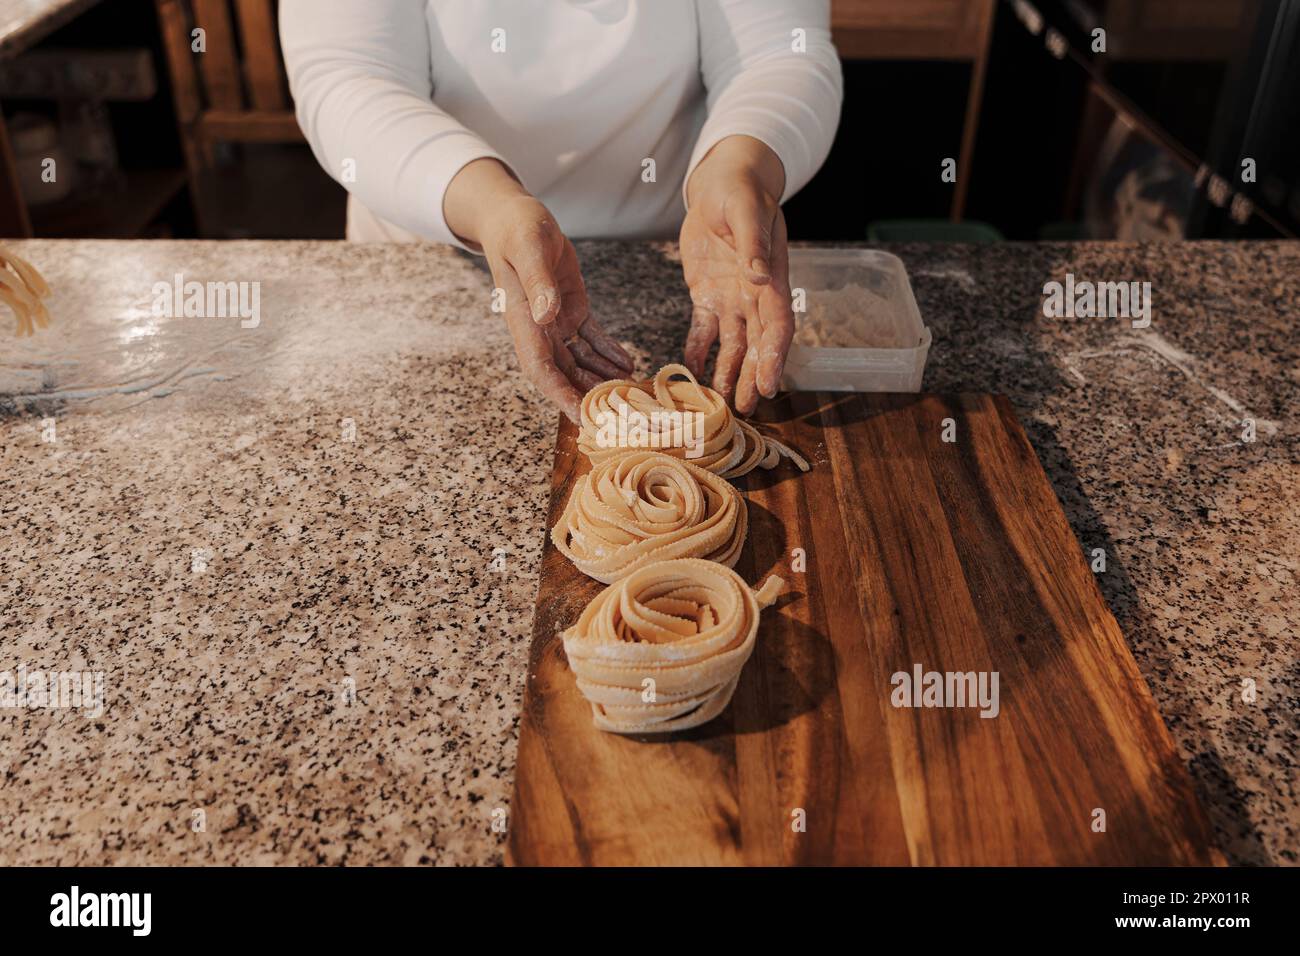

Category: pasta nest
[562, 558, 783, 734]
[552, 451, 746, 584]
[576, 363, 807, 478]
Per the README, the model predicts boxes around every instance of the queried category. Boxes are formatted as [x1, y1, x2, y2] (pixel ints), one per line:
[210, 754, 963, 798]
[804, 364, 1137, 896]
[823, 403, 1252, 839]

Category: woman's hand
[680, 135, 793, 416]
[445, 159, 633, 421]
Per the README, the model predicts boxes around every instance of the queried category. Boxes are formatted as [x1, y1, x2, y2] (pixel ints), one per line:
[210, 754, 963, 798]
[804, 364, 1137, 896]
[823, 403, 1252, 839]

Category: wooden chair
[831, 0, 997, 220]
[154, 0, 307, 232]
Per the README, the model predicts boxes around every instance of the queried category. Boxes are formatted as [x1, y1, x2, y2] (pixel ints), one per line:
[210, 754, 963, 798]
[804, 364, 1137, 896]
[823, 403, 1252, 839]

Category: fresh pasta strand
[562, 558, 784, 734]
[552, 451, 747, 584]
[576, 364, 809, 478]
[0, 245, 52, 338]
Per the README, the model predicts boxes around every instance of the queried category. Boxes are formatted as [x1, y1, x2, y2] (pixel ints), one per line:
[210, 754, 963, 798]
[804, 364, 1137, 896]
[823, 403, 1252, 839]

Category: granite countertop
[0, 239, 1295, 866]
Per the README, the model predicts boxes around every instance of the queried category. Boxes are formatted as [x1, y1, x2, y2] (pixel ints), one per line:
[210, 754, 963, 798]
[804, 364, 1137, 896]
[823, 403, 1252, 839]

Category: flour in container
[792, 283, 914, 349]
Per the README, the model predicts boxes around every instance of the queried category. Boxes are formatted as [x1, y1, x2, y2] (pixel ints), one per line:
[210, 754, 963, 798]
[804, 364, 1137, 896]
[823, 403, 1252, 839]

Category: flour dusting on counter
[0, 239, 1296, 866]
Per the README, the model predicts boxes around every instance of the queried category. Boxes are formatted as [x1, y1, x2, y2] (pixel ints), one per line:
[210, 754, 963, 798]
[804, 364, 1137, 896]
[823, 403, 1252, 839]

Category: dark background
[2, 0, 1297, 242]
[787, 0, 1299, 241]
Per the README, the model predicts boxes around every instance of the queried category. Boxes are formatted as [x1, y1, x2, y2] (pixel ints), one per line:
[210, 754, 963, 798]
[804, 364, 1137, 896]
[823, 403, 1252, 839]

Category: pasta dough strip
[576, 364, 809, 478]
[1, 246, 51, 338]
[552, 451, 747, 584]
[562, 558, 784, 734]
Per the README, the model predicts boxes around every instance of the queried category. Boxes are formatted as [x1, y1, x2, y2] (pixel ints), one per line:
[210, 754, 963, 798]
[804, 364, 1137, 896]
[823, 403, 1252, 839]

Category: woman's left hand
[680, 135, 792, 416]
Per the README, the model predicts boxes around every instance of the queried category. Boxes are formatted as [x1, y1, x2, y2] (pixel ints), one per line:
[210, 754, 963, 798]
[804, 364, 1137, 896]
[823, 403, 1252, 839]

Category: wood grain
[199, 110, 304, 143]
[193, 0, 243, 111]
[507, 393, 1221, 866]
[233, 0, 289, 111]
[831, 0, 993, 60]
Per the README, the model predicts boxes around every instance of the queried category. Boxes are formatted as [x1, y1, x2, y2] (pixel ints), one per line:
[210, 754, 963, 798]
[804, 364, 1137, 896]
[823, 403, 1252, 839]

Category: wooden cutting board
[507, 393, 1221, 866]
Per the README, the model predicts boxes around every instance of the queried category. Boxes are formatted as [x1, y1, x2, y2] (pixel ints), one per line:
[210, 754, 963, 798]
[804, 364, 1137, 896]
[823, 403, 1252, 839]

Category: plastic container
[780, 248, 931, 393]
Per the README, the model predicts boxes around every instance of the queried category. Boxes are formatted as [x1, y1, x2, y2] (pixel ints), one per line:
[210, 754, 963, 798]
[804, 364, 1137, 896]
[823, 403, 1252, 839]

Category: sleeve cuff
[681, 122, 805, 212]
[411, 135, 511, 252]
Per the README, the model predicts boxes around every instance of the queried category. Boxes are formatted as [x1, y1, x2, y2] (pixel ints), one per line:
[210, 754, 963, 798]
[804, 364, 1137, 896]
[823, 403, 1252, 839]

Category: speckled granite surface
[0, 239, 1295, 865]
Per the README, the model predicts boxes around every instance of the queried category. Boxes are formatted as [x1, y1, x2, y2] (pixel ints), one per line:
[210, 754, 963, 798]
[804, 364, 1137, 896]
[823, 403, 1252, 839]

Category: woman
[281, 1, 842, 420]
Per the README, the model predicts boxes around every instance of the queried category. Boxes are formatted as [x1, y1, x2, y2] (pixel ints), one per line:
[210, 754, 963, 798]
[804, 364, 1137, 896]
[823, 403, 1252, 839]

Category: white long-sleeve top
[280, 0, 842, 247]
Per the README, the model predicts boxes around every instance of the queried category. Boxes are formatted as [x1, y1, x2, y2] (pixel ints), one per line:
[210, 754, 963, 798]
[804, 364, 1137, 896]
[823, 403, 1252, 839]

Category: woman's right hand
[444, 159, 633, 421]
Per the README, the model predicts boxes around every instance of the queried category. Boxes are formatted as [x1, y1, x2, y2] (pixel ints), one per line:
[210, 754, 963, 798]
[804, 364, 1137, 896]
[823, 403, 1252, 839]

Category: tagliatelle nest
[0, 245, 51, 337]
[553, 451, 746, 584]
[576, 363, 808, 478]
[562, 558, 783, 734]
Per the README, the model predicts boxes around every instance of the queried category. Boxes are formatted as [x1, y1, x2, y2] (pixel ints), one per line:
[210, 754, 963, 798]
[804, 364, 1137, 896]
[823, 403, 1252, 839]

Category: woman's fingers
[549, 328, 605, 393]
[499, 269, 584, 420]
[684, 307, 719, 380]
[754, 288, 794, 399]
[550, 238, 633, 377]
[680, 180, 790, 414]
[578, 317, 634, 373]
[735, 356, 760, 415]
[568, 335, 626, 380]
[723, 187, 777, 285]
[482, 201, 609, 421]
[755, 213, 794, 398]
[552, 238, 591, 329]
[733, 295, 765, 416]
[711, 313, 747, 403]
[503, 220, 563, 325]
